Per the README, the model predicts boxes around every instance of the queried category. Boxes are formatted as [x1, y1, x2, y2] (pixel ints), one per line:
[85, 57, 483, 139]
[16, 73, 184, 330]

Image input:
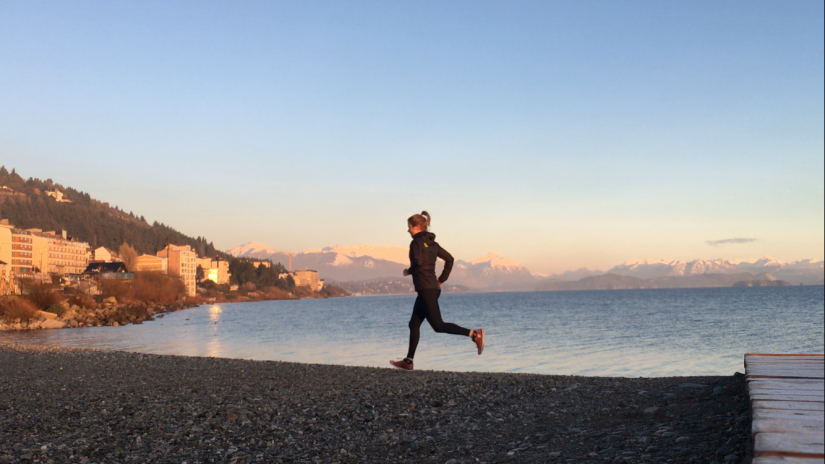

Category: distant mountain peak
[226, 241, 278, 258]
[470, 252, 526, 271]
[314, 244, 409, 265]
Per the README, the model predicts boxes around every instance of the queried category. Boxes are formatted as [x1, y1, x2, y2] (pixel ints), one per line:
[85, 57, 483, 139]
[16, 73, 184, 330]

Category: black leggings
[407, 289, 471, 359]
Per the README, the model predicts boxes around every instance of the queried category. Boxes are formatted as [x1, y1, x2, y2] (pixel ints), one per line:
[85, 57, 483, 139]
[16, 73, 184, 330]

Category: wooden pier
[745, 353, 824, 464]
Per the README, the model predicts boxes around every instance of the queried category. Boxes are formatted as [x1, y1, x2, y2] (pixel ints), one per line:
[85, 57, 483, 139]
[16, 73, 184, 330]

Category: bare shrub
[118, 243, 138, 272]
[262, 286, 295, 300]
[184, 295, 204, 306]
[99, 279, 132, 301]
[292, 286, 315, 298]
[19, 278, 62, 310]
[0, 297, 39, 325]
[68, 293, 97, 310]
[132, 272, 186, 305]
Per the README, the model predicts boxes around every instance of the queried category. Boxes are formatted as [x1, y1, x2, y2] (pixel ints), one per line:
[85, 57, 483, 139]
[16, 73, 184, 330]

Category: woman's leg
[418, 289, 471, 336]
[405, 294, 426, 360]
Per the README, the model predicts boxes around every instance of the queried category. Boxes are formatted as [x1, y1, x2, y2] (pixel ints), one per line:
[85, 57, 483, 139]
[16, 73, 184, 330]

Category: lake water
[2, 286, 823, 377]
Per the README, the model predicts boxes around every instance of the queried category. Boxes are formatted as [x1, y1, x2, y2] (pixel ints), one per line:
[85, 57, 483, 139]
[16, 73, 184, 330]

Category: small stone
[548, 451, 561, 458]
[712, 386, 725, 396]
[679, 383, 705, 389]
[445, 460, 457, 464]
[644, 406, 660, 414]
[675, 436, 690, 443]
[724, 453, 738, 463]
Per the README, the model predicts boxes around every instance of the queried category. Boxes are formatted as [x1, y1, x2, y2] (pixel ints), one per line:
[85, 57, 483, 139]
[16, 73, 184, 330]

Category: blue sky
[1, 1, 823, 273]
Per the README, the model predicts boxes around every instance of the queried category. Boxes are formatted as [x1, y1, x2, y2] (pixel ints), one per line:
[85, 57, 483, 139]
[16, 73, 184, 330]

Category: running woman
[390, 211, 484, 371]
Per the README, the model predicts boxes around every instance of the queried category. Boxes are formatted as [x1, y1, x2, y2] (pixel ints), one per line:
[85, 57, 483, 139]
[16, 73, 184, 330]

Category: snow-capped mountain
[447, 252, 536, 290]
[318, 244, 408, 265]
[539, 268, 605, 282]
[226, 243, 536, 289]
[226, 241, 279, 258]
[607, 256, 823, 285]
[228, 241, 824, 288]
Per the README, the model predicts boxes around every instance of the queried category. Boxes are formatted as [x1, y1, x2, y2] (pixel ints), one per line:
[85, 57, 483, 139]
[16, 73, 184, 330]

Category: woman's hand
[403, 269, 409, 276]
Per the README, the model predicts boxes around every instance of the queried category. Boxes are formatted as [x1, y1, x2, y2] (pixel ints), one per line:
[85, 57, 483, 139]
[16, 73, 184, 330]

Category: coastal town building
[135, 254, 168, 273]
[0, 223, 89, 276]
[9, 229, 34, 275]
[93, 247, 117, 262]
[83, 262, 130, 278]
[197, 257, 230, 285]
[45, 188, 72, 203]
[42, 230, 89, 274]
[292, 269, 324, 292]
[0, 220, 14, 276]
[158, 244, 197, 296]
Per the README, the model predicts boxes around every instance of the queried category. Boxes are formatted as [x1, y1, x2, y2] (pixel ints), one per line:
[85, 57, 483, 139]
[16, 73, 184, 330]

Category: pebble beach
[0, 343, 752, 464]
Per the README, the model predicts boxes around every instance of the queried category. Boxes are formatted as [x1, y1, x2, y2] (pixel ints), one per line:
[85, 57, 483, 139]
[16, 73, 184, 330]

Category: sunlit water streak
[2, 286, 822, 377]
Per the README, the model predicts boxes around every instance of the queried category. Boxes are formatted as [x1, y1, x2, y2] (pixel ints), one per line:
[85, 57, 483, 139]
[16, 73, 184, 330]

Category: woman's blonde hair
[408, 211, 431, 230]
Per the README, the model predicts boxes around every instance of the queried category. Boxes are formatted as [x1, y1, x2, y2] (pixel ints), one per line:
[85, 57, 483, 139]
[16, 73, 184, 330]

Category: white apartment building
[157, 244, 197, 296]
[0, 223, 89, 276]
[197, 257, 231, 285]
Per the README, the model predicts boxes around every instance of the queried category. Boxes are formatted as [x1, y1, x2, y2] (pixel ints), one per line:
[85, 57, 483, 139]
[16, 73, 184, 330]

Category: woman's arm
[406, 238, 424, 276]
[437, 246, 454, 283]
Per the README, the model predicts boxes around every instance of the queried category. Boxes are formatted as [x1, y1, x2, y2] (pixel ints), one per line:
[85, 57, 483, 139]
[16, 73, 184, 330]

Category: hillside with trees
[0, 166, 226, 258]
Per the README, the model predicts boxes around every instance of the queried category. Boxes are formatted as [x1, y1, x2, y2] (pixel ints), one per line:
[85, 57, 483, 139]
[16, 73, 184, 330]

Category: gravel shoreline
[0, 343, 751, 464]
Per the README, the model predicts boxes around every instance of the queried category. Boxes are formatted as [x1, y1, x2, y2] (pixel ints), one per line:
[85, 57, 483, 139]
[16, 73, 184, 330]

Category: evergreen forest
[0, 166, 227, 259]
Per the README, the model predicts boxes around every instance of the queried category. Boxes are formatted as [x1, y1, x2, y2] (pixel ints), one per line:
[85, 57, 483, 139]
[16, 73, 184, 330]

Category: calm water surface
[3, 286, 823, 377]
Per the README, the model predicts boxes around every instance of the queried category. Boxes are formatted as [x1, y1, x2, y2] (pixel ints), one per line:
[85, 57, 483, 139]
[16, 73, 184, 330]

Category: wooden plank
[750, 382, 825, 392]
[754, 410, 825, 421]
[748, 373, 825, 380]
[751, 394, 825, 403]
[753, 401, 825, 412]
[753, 418, 825, 433]
[754, 432, 825, 456]
[752, 457, 824, 464]
[751, 388, 824, 395]
[745, 358, 822, 367]
[748, 388, 825, 401]
[750, 379, 825, 385]
[745, 363, 823, 374]
[745, 358, 823, 367]
[747, 354, 825, 460]
[747, 365, 825, 370]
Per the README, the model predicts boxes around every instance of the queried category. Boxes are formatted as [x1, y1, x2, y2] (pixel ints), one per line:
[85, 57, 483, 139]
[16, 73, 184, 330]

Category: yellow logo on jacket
[423, 243, 428, 247]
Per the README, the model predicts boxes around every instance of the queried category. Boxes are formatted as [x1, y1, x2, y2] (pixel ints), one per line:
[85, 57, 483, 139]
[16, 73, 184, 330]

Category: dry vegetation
[18, 279, 62, 310]
[0, 297, 39, 326]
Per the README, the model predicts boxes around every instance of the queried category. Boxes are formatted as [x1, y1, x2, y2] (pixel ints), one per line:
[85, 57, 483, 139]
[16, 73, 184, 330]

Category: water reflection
[209, 305, 222, 323]
[2, 286, 822, 377]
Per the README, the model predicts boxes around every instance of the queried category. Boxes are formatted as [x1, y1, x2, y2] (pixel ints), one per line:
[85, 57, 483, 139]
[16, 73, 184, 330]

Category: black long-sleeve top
[406, 231, 454, 291]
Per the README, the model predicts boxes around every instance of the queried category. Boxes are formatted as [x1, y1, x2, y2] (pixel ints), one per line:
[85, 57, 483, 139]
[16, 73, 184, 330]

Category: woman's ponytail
[420, 211, 431, 228]
[408, 211, 431, 231]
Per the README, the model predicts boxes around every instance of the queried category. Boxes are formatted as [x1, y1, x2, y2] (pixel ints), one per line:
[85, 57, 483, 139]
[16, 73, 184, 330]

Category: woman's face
[408, 222, 422, 237]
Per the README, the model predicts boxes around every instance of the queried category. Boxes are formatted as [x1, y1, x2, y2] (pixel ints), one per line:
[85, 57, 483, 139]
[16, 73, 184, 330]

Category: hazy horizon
[2, 1, 822, 274]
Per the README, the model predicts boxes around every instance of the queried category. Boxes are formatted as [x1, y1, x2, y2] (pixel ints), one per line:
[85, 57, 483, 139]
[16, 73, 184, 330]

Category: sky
[1, 1, 823, 274]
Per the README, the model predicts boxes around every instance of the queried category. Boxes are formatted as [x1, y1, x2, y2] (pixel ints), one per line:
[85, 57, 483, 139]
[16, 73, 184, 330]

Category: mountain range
[227, 241, 825, 291]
